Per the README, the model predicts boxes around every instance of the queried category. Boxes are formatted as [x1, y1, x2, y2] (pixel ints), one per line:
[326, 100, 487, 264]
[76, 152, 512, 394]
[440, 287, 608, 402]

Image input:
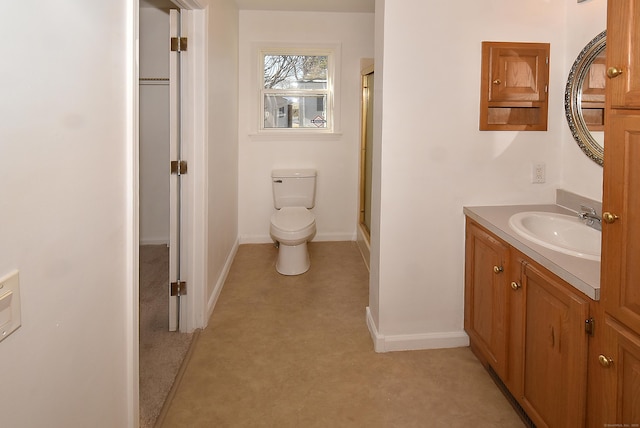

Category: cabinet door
[464, 220, 510, 378]
[600, 315, 640, 426]
[520, 262, 589, 428]
[607, 0, 640, 109]
[602, 110, 640, 333]
[483, 42, 549, 103]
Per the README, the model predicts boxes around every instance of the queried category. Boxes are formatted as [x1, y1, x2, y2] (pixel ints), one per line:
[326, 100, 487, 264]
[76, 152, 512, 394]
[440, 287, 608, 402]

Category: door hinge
[170, 160, 187, 175]
[585, 317, 595, 336]
[171, 281, 187, 296]
[171, 37, 188, 52]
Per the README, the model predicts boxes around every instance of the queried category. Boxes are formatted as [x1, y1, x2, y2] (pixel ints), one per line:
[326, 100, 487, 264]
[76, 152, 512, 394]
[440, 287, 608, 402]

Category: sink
[508, 211, 601, 261]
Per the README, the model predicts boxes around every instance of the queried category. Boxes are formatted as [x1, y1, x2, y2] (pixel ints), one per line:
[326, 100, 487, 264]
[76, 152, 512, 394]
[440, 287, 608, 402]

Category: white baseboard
[366, 307, 469, 353]
[140, 238, 169, 246]
[206, 239, 239, 324]
[239, 232, 356, 244]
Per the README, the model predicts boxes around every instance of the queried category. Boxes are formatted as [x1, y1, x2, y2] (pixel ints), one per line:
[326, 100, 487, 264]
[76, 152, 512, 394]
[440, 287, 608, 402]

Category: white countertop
[464, 204, 600, 301]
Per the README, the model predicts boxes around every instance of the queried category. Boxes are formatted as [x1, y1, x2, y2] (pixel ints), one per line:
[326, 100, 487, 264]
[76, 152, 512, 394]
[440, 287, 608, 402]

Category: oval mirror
[564, 30, 606, 166]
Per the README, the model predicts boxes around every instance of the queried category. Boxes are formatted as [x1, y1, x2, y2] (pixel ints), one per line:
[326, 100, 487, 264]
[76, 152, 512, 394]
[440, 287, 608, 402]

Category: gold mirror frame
[564, 30, 606, 166]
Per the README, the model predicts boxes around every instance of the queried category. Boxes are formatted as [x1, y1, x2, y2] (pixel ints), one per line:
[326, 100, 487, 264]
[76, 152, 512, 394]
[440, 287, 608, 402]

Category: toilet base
[275, 241, 310, 275]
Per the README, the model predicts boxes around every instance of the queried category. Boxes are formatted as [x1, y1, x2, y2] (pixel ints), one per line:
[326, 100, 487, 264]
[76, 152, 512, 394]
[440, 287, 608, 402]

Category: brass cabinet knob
[602, 212, 619, 224]
[510, 281, 521, 290]
[607, 66, 623, 78]
[598, 354, 614, 368]
[493, 79, 501, 85]
[493, 265, 503, 274]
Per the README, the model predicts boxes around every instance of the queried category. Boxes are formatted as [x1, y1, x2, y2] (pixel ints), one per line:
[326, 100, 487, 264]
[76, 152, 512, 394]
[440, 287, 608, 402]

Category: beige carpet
[139, 245, 194, 428]
[161, 242, 524, 427]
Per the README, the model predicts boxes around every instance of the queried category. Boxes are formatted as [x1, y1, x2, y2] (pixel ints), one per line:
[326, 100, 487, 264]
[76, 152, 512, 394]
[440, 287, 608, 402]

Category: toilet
[270, 169, 317, 275]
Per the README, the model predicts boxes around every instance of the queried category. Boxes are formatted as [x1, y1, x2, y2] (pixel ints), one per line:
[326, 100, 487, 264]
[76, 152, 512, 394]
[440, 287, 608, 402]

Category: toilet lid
[271, 207, 315, 232]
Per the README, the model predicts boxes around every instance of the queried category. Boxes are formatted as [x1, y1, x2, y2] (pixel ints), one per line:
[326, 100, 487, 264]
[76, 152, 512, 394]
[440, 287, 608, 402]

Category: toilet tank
[272, 169, 317, 209]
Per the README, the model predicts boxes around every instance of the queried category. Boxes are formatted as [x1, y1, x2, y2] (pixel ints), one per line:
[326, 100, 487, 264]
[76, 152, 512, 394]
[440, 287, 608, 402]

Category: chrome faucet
[578, 205, 602, 231]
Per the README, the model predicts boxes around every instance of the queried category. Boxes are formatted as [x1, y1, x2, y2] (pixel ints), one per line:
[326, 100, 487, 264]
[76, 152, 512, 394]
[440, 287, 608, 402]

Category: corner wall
[205, 0, 241, 316]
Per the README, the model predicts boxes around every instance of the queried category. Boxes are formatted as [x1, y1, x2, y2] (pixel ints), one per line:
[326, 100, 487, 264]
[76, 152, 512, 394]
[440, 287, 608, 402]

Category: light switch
[0, 270, 21, 343]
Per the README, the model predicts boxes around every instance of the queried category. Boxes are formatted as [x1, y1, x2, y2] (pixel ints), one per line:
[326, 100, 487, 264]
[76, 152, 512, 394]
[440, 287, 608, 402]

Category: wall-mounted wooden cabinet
[479, 41, 550, 131]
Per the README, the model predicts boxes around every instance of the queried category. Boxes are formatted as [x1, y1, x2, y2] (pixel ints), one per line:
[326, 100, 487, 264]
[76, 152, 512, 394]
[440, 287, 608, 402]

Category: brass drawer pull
[493, 265, 503, 274]
[510, 281, 521, 290]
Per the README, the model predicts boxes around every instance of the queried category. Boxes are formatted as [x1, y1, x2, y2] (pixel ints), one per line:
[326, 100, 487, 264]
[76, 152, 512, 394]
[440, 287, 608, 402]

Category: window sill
[248, 131, 343, 141]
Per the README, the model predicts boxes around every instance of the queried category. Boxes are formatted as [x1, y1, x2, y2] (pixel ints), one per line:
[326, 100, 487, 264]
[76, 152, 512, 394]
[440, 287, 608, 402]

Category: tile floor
[160, 242, 524, 427]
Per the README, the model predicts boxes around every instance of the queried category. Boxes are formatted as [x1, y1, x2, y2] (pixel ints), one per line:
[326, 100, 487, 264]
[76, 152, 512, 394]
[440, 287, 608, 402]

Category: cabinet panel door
[602, 110, 640, 333]
[464, 220, 509, 378]
[485, 43, 549, 103]
[607, 0, 640, 108]
[601, 316, 640, 426]
[520, 262, 589, 428]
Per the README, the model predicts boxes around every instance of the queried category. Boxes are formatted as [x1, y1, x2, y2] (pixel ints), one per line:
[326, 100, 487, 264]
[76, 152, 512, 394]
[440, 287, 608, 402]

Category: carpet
[139, 245, 194, 428]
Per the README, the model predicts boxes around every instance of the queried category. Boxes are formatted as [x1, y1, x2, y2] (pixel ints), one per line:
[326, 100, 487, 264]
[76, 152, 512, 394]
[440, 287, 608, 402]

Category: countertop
[464, 204, 600, 301]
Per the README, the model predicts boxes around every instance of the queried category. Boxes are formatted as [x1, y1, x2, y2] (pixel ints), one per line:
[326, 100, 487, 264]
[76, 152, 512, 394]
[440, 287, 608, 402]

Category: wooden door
[464, 220, 510, 378]
[485, 42, 549, 103]
[602, 110, 640, 334]
[600, 315, 640, 426]
[520, 262, 589, 428]
[606, 0, 640, 109]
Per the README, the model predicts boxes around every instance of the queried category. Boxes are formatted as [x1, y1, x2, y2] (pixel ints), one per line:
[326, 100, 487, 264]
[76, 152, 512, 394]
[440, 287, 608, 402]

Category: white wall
[140, 7, 170, 245]
[237, 11, 375, 243]
[560, 0, 607, 201]
[0, 1, 135, 426]
[369, 0, 606, 350]
[205, 0, 240, 311]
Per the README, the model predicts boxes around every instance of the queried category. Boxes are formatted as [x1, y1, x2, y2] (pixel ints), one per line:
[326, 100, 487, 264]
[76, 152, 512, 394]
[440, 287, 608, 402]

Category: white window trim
[250, 42, 342, 139]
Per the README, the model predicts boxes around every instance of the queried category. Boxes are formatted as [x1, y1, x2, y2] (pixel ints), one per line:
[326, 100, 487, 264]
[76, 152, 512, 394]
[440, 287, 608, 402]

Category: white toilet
[270, 169, 317, 275]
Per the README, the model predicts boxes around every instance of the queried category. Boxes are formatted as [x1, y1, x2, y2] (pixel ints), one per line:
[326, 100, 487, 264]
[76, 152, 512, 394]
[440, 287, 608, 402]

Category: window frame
[258, 46, 337, 134]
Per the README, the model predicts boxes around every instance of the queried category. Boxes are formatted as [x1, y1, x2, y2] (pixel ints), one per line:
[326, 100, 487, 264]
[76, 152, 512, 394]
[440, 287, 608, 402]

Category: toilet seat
[270, 207, 316, 244]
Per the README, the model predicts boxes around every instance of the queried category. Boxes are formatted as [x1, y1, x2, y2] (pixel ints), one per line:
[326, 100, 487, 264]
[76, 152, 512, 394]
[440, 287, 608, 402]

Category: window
[260, 48, 334, 132]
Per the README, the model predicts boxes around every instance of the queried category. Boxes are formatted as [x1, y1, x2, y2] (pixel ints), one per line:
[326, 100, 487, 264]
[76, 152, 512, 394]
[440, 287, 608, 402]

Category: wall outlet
[532, 163, 546, 183]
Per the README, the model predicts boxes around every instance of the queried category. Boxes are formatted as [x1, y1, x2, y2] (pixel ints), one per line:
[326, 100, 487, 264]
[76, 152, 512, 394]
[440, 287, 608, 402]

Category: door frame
[127, 0, 207, 425]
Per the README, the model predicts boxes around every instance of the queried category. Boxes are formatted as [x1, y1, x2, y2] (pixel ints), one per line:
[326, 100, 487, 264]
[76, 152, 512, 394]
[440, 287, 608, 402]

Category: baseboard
[239, 232, 357, 244]
[206, 239, 239, 324]
[140, 238, 169, 246]
[366, 306, 470, 353]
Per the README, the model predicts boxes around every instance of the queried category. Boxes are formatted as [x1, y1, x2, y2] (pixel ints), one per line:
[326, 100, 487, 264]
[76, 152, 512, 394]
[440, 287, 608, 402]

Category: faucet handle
[580, 205, 597, 215]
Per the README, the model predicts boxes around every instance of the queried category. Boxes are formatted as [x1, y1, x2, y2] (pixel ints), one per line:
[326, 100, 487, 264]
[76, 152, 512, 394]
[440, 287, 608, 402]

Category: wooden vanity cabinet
[465, 218, 593, 427]
[515, 255, 590, 428]
[464, 219, 510, 380]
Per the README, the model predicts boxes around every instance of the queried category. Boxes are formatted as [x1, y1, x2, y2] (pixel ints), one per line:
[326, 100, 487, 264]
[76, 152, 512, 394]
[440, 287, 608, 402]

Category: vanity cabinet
[516, 257, 590, 428]
[479, 41, 550, 131]
[465, 218, 592, 427]
[464, 219, 510, 380]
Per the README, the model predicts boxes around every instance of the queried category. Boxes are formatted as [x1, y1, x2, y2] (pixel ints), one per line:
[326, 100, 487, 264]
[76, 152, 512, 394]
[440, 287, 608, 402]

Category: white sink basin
[508, 211, 601, 261]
